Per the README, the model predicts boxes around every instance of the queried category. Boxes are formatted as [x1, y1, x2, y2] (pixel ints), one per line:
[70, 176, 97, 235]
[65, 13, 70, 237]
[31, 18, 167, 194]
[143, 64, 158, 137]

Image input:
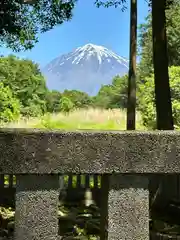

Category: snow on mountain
[42, 43, 129, 96]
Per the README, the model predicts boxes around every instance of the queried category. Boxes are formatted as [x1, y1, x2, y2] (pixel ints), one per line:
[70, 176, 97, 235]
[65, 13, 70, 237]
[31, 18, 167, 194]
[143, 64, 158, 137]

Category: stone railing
[0, 129, 180, 240]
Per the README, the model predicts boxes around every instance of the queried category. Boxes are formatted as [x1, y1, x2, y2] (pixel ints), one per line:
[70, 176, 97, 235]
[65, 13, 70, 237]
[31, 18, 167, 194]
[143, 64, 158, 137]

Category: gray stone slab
[14, 174, 59, 240]
[107, 174, 149, 240]
[0, 129, 180, 174]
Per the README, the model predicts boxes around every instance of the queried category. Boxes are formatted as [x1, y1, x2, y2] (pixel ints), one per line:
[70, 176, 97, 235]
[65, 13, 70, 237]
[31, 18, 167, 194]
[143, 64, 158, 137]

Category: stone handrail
[0, 129, 180, 240]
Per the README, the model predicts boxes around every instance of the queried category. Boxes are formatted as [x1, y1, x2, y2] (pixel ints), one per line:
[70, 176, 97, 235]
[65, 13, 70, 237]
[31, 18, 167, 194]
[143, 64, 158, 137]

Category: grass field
[4, 108, 146, 130]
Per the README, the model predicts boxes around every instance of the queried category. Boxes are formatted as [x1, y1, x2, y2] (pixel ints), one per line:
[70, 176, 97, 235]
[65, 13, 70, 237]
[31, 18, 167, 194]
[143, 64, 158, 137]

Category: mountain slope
[42, 43, 129, 95]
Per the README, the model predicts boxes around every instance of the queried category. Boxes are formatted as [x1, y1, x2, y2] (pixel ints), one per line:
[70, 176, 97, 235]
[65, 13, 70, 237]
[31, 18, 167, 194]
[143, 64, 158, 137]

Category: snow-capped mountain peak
[67, 43, 129, 66]
[42, 43, 129, 95]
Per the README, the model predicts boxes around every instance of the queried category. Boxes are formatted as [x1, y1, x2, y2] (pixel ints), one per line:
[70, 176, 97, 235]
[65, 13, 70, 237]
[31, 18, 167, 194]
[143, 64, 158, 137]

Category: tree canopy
[93, 75, 128, 109]
[138, 1, 180, 79]
[0, 55, 48, 116]
[95, 0, 127, 10]
[0, 0, 77, 51]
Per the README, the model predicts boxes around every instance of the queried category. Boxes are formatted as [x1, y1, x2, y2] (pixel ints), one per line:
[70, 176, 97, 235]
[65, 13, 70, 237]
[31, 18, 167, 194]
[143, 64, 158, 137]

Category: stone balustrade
[0, 129, 180, 240]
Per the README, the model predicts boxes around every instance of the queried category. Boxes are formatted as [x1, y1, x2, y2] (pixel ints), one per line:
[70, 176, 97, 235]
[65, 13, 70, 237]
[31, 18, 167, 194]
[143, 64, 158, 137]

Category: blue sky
[0, 0, 149, 68]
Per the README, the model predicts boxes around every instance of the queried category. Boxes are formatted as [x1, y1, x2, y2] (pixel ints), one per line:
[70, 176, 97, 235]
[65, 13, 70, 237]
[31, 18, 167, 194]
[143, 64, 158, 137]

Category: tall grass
[3, 108, 145, 130]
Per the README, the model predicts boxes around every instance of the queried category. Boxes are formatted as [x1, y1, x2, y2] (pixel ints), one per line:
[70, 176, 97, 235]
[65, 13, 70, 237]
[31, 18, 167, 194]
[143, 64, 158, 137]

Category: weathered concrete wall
[0, 129, 179, 174]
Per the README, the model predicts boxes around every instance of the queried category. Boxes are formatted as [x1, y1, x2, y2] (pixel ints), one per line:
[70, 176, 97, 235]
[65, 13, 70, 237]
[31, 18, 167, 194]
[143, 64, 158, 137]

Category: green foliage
[63, 90, 93, 109]
[138, 2, 180, 79]
[0, 0, 77, 51]
[60, 96, 74, 113]
[94, 75, 128, 109]
[46, 90, 62, 113]
[138, 66, 180, 129]
[0, 55, 48, 117]
[137, 15, 153, 79]
[0, 82, 20, 123]
[45, 90, 93, 114]
[95, 0, 127, 11]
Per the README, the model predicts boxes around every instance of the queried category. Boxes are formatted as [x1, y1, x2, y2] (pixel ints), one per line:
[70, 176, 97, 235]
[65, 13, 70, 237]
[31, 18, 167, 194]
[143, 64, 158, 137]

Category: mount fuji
[42, 43, 129, 96]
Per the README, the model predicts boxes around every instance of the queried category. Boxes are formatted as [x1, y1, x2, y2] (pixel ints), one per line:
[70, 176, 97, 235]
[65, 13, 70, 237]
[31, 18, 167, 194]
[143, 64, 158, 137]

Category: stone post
[14, 174, 59, 240]
[100, 174, 109, 240]
[107, 174, 149, 240]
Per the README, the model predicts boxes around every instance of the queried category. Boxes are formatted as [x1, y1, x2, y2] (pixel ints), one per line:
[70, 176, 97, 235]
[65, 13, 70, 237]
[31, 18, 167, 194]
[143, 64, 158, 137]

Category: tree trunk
[152, 0, 174, 130]
[126, 0, 137, 130]
[151, 0, 177, 212]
